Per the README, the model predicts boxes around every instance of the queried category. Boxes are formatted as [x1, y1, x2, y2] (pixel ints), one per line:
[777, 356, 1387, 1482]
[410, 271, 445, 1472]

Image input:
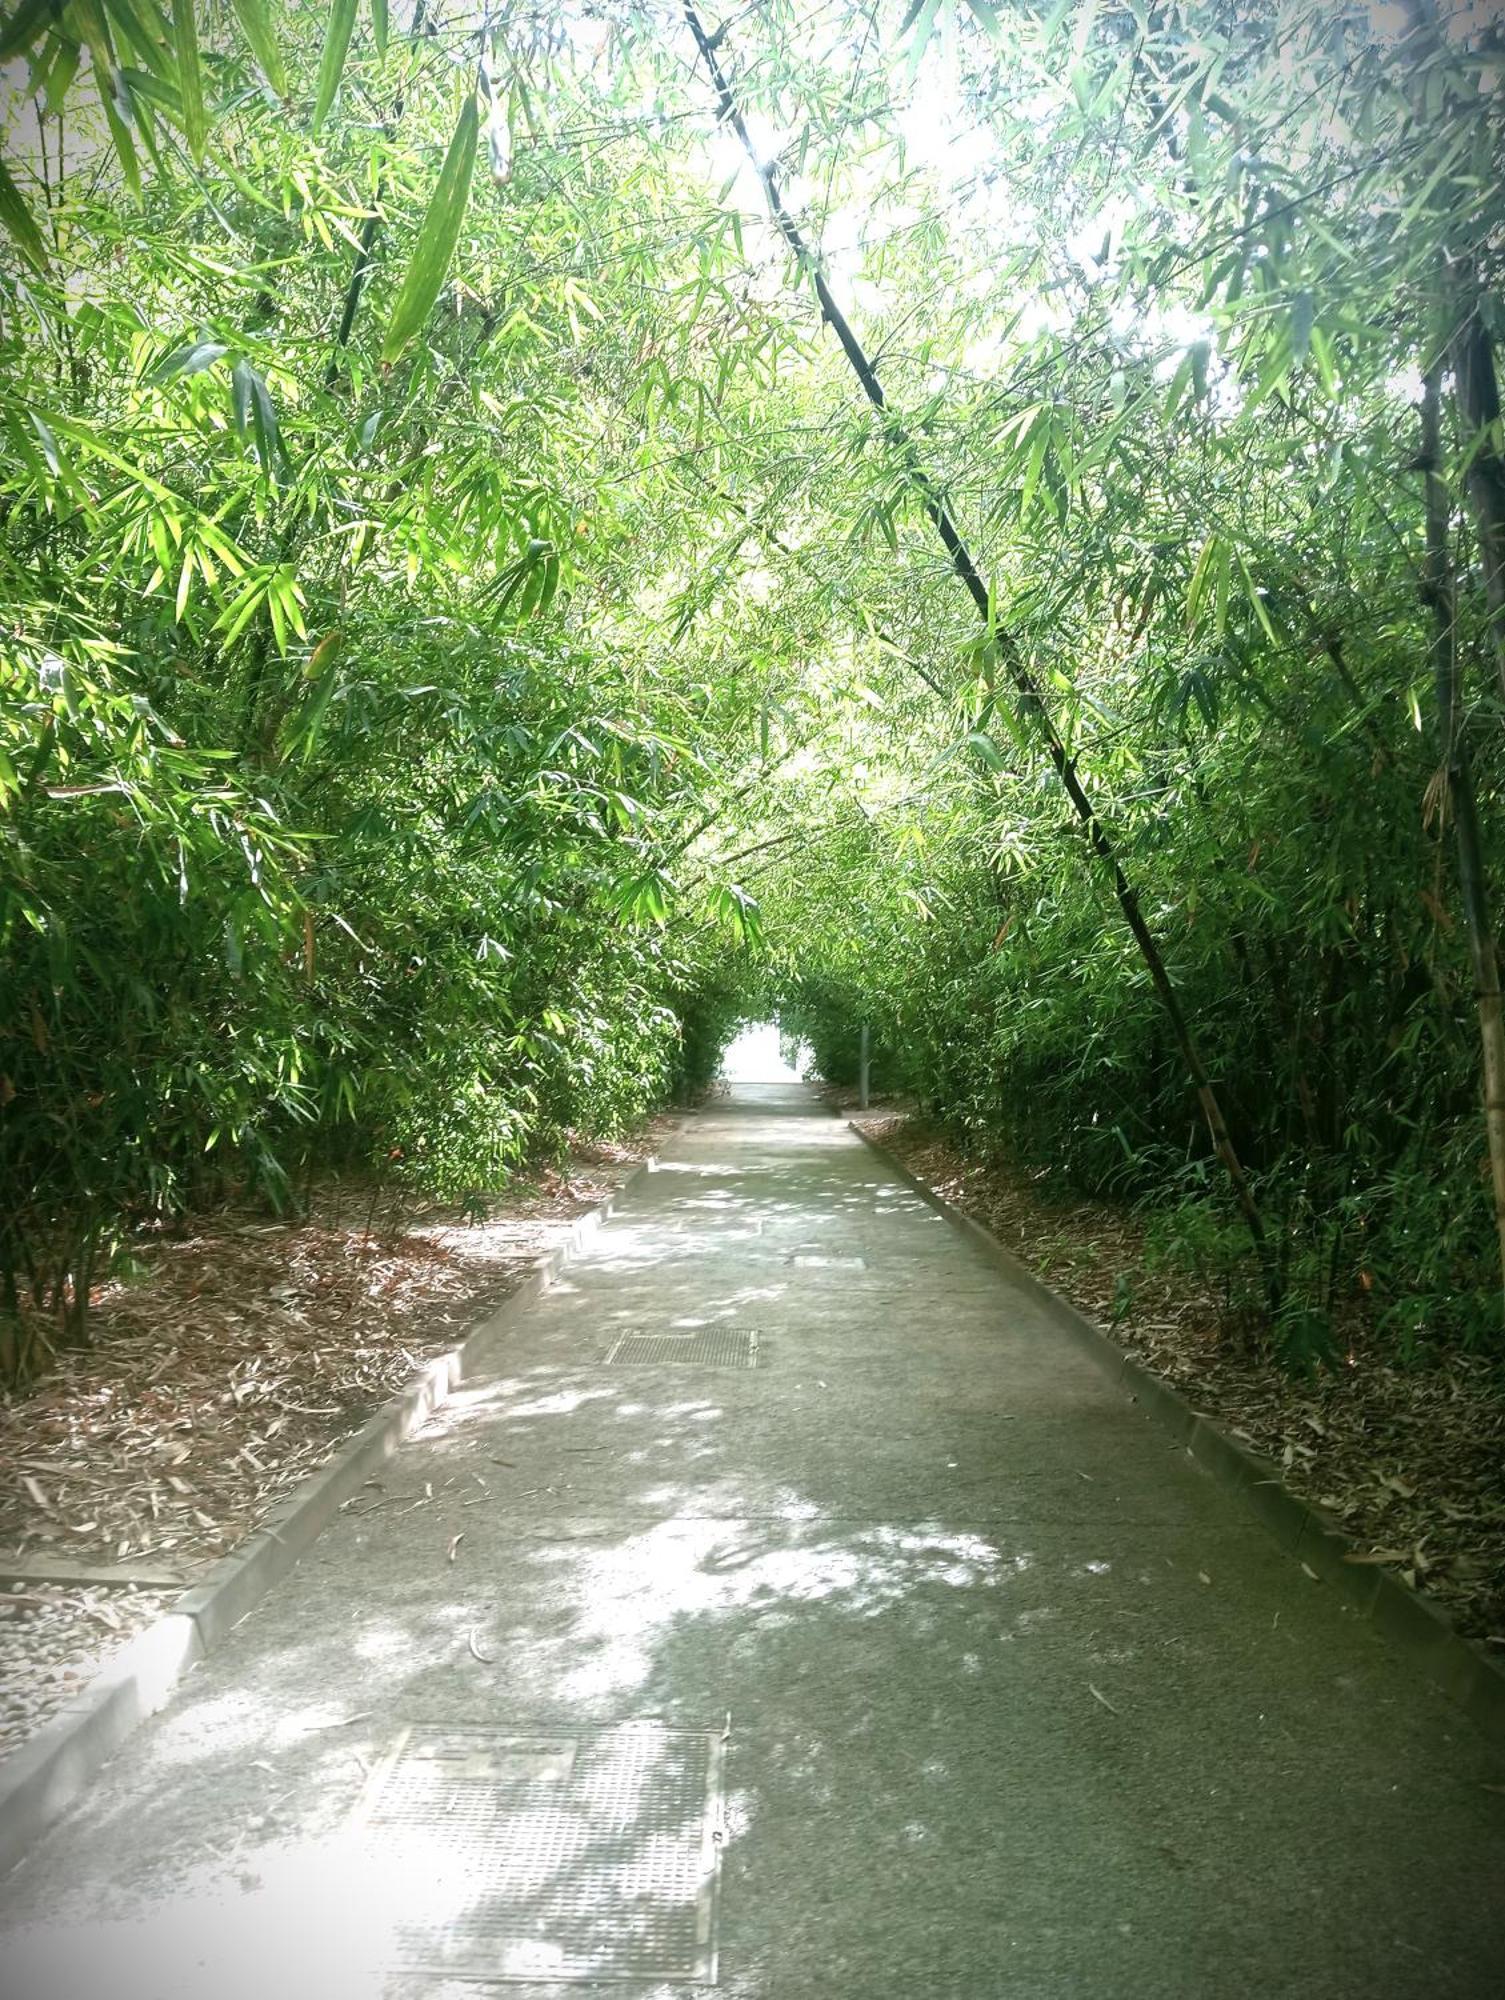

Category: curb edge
[0, 1143, 667, 1876]
[847, 1118, 1505, 1751]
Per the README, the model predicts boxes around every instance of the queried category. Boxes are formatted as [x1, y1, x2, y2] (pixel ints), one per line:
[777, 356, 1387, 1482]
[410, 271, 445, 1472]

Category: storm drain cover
[603, 1327, 760, 1368]
[356, 1722, 724, 1983]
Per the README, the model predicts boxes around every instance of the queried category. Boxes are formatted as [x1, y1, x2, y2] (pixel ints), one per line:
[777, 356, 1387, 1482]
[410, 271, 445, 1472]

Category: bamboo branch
[682, 3, 1273, 1296]
[1397, 0, 1505, 706]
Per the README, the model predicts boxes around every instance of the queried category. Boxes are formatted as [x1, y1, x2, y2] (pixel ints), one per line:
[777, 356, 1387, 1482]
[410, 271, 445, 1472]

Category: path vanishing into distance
[2, 1079, 1503, 1998]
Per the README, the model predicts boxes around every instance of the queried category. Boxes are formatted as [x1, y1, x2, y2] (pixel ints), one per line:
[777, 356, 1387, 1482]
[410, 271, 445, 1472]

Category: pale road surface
[1, 1079, 1503, 1998]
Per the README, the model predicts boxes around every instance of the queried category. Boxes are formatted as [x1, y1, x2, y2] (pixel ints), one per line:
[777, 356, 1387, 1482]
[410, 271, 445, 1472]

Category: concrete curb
[848, 1118, 1505, 1750]
[0, 1145, 667, 1878]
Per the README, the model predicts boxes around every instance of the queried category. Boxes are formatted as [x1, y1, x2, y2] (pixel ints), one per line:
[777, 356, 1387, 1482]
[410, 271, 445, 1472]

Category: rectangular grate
[356, 1722, 724, 1983]
[602, 1326, 759, 1368]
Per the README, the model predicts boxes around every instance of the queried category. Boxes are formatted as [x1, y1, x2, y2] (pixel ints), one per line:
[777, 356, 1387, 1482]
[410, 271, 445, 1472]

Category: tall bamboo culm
[683, 1, 1277, 1313]
[1418, 365, 1505, 1317]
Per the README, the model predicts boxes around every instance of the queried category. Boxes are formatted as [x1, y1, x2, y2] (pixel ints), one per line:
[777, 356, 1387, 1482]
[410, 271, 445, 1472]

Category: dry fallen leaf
[0, 1142, 668, 1765]
[467, 1624, 495, 1664]
[447, 1533, 465, 1564]
[1087, 1683, 1119, 1715]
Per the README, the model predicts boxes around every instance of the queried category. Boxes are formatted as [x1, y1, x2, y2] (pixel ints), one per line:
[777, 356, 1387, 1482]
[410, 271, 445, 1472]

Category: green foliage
[312, 0, 359, 136]
[0, 1, 792, 1377]
[2, 0, 1505, 1388]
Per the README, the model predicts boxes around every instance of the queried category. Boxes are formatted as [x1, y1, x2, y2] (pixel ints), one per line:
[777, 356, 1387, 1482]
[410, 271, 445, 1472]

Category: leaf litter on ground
[0, 1124, 669, 1759]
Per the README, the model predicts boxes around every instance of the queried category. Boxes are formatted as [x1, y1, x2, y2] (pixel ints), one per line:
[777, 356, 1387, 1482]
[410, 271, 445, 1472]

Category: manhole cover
[603, 1327, 760, 1368]
[356, 1722, 725, 1983]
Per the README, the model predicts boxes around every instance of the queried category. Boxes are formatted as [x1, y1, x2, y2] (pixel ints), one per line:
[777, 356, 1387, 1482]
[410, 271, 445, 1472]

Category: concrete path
[2, 1083, 1503, 1998]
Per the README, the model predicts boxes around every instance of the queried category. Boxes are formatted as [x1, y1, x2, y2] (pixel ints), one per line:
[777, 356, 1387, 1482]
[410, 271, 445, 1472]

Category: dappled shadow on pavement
[2, 1084, 1504, 1998]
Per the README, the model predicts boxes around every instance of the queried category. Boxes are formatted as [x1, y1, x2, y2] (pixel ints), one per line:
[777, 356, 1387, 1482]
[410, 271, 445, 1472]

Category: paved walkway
[2, 1083, 1503, 1997]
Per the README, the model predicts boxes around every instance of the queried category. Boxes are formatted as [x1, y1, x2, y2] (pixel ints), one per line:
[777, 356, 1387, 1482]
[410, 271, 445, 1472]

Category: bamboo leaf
[101, 81, 143, 202]
[170, 0, 205, 163]
[230, 354, 254, 435]
[1212, 536, 1229, 638]
[960, 0, 1003, 40]
[229, 356, 286, 477]
[902, 0, 943, 83]
[228, 0, 286, 95]
[150, 337, 228, 383]
[119, 60, 181, 118]
[281, 660, 342, 761]
[1186, 533, 1219, 630]
[369, 0, 387, 58]
[0, 154, 49, 272]
[37, 33, 82, 113]
[1290, 289, 1315, 367]
[107, 0, 175, 71]
[1235, 554, 1279, 643]
[380, 91, 480, 366]
[68, 2, 143, 201]
[0, 0, 64, 65]
[28, 408, 61, 474]
[312, 0, 358, 134]
[485, 89, 512, 181]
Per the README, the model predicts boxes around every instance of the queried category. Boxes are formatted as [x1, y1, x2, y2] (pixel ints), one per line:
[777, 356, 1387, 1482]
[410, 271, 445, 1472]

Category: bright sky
[720, 1021, 804, 1081]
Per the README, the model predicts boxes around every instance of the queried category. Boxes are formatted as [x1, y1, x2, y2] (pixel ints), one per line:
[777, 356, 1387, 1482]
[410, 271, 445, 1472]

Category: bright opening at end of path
[719, 1022, 804, 1082]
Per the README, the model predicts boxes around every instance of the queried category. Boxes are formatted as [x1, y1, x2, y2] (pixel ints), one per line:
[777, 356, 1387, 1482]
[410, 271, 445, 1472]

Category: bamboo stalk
[1396, 1, 1505, 706]
[1418, 366, 1505, 1314]
[682, 3, 1275, 1301]
[1448, 294, 1505, 709]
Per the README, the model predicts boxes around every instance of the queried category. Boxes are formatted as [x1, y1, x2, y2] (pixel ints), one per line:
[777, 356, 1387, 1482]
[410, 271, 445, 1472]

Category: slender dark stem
[682, 3, 1273, 1290]
[1419, 366, 1505, 1315]
[326, 207, 385, 388]
[325, 0, 436, 388]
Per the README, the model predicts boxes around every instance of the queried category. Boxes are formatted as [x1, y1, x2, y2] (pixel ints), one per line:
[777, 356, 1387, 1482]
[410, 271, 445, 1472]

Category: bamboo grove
[2, 0, 1504, 1380]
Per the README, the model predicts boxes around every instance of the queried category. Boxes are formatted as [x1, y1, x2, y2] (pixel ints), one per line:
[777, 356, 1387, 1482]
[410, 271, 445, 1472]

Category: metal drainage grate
[603, 1326, 760, 1368]
[356, 1722, 725, 1984]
